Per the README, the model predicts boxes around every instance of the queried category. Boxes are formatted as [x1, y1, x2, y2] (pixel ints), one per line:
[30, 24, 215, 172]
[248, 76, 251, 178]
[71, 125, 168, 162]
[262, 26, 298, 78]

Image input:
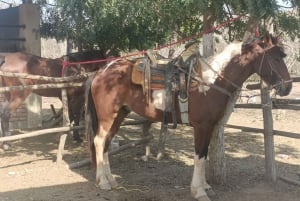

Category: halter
[258, 49, 293, 90]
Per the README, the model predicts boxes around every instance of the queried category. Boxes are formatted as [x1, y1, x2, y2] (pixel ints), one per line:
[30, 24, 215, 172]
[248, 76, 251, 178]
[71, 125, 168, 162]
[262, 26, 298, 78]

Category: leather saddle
[131, 50, 172, 91]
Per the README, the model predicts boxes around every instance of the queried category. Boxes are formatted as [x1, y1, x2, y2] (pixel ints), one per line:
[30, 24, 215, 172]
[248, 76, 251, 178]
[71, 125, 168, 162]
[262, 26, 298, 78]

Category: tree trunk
[208, 91, 240, 184]
[201, 12, 227, 184]
[202, 33, 214, 58]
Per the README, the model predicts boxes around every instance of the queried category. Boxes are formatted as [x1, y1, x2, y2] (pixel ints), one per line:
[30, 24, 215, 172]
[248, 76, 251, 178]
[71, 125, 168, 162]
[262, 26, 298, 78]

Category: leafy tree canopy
[35, 0, 299, 52]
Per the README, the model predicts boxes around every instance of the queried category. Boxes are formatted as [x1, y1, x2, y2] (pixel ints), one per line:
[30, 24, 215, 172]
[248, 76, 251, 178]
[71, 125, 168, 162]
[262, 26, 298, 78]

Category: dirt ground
[1, 86, 300, 201]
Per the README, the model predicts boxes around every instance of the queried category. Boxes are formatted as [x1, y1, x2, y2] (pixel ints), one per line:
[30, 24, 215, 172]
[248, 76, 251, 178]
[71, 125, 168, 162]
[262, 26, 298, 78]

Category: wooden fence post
[261, 81, 277, 181]
[56, 57, 70, 164]
[209, 91, 240, 183]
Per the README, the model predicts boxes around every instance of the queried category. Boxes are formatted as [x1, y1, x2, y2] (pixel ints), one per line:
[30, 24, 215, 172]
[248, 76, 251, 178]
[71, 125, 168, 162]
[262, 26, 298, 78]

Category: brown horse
[85, 33, 292, 201]
[0, 50, 108, 148]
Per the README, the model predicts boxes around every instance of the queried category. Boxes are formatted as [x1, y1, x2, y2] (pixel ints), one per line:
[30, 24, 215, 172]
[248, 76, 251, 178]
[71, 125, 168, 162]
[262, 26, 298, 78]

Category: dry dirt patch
[1, 95, 300, 201]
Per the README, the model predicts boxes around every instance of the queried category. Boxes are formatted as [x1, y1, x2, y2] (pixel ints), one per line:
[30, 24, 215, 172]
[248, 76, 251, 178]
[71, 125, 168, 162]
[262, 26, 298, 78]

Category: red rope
[63, 15, 243, 70]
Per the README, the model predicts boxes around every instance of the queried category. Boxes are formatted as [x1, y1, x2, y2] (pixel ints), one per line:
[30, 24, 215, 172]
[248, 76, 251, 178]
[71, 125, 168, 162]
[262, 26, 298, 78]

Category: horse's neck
[46, 58, 64, 74]
[215, 56, 255, 93]
[195, 42, 242, 92]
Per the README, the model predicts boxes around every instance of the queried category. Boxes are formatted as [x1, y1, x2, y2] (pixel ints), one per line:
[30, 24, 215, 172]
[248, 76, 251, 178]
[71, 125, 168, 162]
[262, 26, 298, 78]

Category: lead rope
[177, 66, 233, 97]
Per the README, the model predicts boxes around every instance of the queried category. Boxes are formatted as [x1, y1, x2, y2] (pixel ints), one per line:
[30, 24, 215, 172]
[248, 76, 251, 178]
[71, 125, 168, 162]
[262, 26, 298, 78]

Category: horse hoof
[109, 179, 118, 188]
[73, 137, 83, 143]
[98, 183, 112, 190]
[141, 155, 148, 162]
[206, 188, 216, 197]
[156, 152, 164, 160]
[3, 143, 11, 150]
[197, 195, 211, 201]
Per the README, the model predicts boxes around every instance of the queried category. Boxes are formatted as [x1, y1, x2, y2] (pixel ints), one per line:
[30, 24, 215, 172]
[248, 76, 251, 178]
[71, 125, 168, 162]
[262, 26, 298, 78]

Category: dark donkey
[85, 33, 292, 201]
[0, 50, 108, 148]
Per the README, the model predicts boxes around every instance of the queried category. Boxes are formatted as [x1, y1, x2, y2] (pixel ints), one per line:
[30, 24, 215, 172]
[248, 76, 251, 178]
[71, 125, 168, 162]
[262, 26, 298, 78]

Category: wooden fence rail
[0, 126, 84, 142]
[235, 103, 300, 110]
[0, 70, 91, 82]
[0, 82, 84, 93]
[225, 124, 300, 139]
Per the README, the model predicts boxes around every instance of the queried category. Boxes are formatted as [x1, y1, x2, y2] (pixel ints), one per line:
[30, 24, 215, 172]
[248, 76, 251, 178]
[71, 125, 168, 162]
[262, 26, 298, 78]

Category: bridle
[258, 48, 293, 90]
[178, 43, 292, 98]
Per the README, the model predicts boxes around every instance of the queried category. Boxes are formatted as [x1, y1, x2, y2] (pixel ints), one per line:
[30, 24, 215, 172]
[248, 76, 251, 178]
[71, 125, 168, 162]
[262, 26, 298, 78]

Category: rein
[199, 58, 242, 91]
[173, 48, 232, 97]
[183, 53, 240, 97]
[177, 65, 233, 98]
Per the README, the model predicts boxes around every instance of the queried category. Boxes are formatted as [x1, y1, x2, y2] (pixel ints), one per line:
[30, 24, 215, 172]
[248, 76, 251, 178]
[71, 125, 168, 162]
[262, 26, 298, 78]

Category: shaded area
[1, 109, 300, 201]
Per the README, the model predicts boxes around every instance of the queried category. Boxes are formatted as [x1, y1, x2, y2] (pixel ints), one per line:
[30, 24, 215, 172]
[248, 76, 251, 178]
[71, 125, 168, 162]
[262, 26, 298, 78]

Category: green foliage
[36, 0, 299, 53]
[277, 12, 300, 40]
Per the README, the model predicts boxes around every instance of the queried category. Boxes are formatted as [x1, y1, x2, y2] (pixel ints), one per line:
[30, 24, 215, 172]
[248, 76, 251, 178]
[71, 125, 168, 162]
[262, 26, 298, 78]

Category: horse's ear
[263, 31, 273, 47]
[276, 32, 284, 47]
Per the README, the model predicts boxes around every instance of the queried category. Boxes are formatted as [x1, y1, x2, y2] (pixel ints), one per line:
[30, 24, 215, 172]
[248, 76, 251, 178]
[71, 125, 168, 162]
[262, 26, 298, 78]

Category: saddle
[132, 50, 172, 90]
[131, 43, 199, 127]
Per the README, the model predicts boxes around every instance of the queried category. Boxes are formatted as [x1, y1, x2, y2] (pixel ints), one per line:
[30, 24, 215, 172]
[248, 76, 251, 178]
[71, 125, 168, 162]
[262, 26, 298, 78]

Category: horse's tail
[85, 73, 98, 166]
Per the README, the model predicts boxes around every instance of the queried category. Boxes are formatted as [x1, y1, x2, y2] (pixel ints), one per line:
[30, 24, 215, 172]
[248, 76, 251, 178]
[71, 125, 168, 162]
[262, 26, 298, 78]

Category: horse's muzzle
[274, 79, 293, 96]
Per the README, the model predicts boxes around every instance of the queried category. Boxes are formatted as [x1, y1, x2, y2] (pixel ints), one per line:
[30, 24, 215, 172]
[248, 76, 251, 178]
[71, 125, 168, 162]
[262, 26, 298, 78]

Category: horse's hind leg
[140, 120, 153, 162]
[95, 107, 130, 189]
[69, 107, 83, 143]
[69, 96, 84, 143]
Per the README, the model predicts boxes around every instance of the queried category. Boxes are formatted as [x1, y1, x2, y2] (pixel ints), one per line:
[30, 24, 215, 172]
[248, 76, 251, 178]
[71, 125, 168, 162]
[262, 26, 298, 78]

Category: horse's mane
[197, 42, 242, 91]
[64, 50, 107, 62]
[207, 42, 242, 72]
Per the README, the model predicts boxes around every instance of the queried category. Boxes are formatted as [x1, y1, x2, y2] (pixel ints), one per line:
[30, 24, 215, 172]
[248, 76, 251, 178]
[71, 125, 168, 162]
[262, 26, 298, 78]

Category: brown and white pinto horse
[0, 50, 108, 148]
[85, 33, 292, 201]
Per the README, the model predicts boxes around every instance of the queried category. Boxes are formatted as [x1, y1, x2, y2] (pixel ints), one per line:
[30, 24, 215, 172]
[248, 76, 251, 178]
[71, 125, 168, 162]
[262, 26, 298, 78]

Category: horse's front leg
[72, 113, 83, 143]
[191, 156, 212, 201]
[0, 102, 12, 150]
[190, 125, 214, 201]
[94, 131, 117, 190]
[68, 97, 84, 143]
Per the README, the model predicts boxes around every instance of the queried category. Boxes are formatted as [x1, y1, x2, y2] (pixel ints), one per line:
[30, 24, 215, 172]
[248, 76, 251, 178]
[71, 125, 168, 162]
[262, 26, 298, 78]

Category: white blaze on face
[198, 42, 242, 93]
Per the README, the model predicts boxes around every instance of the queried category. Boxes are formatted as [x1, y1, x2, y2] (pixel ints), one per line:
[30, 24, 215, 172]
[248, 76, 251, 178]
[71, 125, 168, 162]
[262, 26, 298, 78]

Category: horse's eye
[281, 52, 287, 58]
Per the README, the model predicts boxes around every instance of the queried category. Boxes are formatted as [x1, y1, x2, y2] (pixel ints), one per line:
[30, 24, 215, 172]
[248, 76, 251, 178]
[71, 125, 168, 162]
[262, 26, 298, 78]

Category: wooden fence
[221, 79, 300, 186]
[0, 70, 299, 185]
[0, 69, 152, 165]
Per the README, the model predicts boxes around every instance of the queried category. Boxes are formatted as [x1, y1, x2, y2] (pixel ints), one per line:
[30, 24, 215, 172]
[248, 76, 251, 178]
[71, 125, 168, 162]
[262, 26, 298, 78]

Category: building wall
[0, 3, 42, 130]
[0, 7, 20, 52]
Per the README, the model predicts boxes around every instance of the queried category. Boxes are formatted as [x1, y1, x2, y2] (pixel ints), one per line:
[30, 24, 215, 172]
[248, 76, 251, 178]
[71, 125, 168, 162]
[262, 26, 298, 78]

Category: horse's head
[243, 32, 292, 96]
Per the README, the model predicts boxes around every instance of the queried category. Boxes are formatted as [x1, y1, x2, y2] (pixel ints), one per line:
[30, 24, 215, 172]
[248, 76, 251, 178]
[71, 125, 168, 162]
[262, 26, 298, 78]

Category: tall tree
[37, 0, 299, 52]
